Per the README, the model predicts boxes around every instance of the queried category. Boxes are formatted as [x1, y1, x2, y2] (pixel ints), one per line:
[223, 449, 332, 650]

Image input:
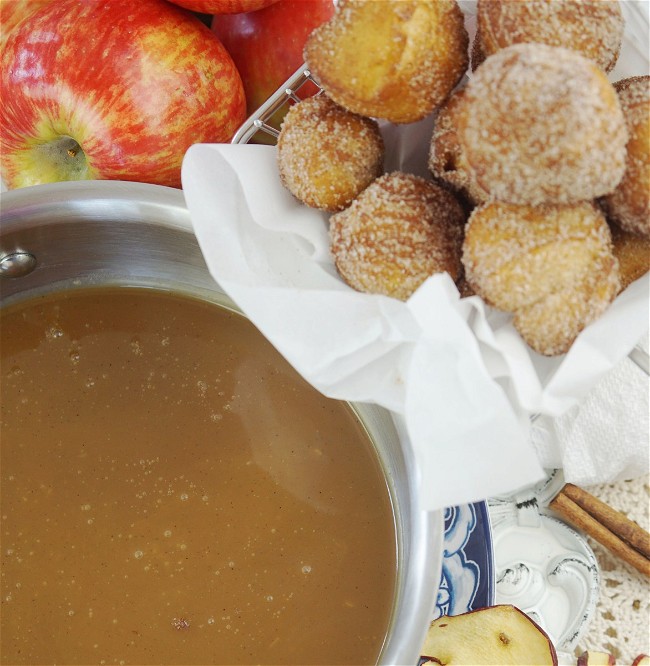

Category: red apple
[0, 0, 51, 51]
[212, 0, 335, 121]
[167, 0, 280, 14]
[0, 0, 246, 189]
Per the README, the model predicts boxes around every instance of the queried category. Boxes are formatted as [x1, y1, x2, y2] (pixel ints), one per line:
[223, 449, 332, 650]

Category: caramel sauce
[0, 287, 396, 665]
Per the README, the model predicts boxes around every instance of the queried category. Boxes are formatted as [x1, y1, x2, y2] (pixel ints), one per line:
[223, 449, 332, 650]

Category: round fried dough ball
[458, 43, 628, 206]
[428, 88, 490, 208]
[601, 76, 650, 237]
[609, 222, 650, 292]
[330, 172, 465, 301]
[462, 201, 620, 356]
[304, 0, 469, 124]
[277, 95, 384, 212]
[472, 0, 624, 72]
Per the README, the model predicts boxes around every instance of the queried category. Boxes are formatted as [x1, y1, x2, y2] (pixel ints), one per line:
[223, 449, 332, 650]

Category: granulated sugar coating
[277, 95, 384, 212]
[330, 172, 465, 301]
[473, 0, 624, 72]
[304, 0, 468, 124]
[601, 75, 650, 237]
[462, 201, 620, 356]
[513, 257, 619, 357]
[458, 43, 628, 206]
[428, 88, 490, 208]
[610, 223, 650, 292]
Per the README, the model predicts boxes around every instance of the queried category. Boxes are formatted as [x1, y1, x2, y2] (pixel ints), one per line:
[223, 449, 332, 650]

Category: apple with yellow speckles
[0, 0, 246, 189]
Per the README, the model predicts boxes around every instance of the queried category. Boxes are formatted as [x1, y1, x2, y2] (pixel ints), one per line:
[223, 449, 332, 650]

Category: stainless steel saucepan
[0, 179, 443, 666]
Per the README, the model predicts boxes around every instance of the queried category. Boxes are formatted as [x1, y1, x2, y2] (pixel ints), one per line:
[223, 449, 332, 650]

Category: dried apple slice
[577, 651, 616, 665]
[421, 604, 558, 665]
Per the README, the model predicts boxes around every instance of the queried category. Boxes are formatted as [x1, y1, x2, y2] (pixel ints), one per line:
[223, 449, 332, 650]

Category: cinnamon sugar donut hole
[428, 88, 490, 208]
[601, 76, 650, 237]
[277, 95, 384, 212]
[463, 201, 620, 356]
[472, 0, 624, 72]
[610, 223, 650, 292]
[330, 172, 465, 301]
[304, 0, 469, 124]
[458, 43, 628, 206]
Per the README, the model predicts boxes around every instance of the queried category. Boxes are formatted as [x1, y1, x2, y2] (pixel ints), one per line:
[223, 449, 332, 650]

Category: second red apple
[212, 0, 335, 121]
[168, 0, 279, 13]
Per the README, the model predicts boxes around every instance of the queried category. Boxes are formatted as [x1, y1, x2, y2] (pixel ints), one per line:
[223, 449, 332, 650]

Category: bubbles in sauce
[0, 288, 396, 665]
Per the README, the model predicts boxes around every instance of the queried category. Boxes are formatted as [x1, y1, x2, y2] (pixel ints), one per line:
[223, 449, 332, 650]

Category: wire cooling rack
[231, 65, 321, 145]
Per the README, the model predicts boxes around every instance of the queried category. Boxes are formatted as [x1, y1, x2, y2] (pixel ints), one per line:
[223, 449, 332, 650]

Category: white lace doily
[575, 475, 650, 663]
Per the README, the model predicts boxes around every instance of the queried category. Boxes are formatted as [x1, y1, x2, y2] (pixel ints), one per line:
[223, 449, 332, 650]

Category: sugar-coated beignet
[609, 222, 650, 292]
[304, 0, 469, 124]
[330, 172, 465, 301]
[277, 95, 384, 212]
[512, 262, 618, 357]
[472, 0, 624, 72]
[458, 43, 628, 206]
[601, 76, 650, 237]
[463, 201, 620, 355]
[428, 88, 490, 208]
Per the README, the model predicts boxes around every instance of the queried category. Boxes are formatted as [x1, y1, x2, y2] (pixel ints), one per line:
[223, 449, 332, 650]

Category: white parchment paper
[180, 0, 649, 511]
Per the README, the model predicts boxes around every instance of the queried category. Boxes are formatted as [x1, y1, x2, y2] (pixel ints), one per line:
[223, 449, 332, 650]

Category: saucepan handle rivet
[0, 251, 37, 278]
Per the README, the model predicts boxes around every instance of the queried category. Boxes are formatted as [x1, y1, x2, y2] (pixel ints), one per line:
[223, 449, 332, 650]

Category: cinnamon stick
[561, 483, 650, 560]
[549, 490, 650, 577]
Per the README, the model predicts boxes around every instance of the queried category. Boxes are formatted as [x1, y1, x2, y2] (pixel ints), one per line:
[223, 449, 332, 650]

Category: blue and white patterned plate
[434, 501, 495, 620]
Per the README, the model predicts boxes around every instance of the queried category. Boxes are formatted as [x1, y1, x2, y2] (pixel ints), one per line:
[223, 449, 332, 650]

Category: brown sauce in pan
[0, 287, 396, 665]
